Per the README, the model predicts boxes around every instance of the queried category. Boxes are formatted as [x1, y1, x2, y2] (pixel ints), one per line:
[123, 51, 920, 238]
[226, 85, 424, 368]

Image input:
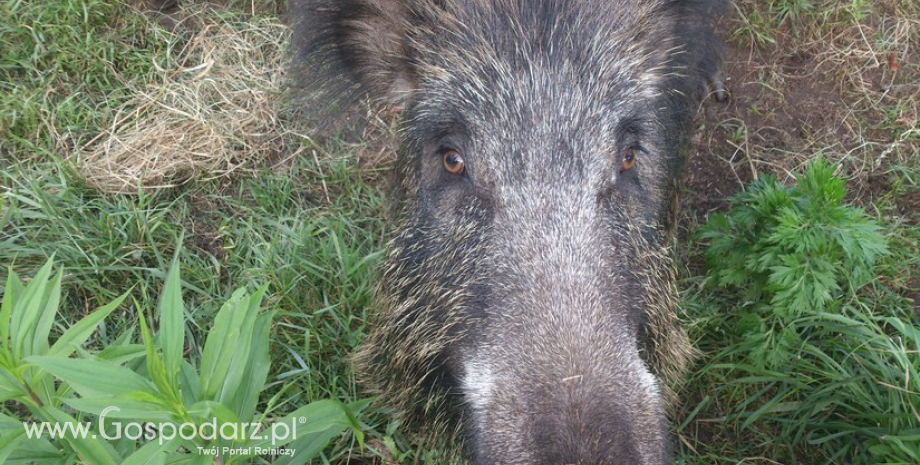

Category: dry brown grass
[73, 0, 916, 200]
[75, 4, 288, 193]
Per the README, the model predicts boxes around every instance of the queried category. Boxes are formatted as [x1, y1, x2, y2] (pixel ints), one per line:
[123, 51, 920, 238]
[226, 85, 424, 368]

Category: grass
[0, 0, 165, 159]
[675, 0, 919, 463]
[0, 1, 397, 460]
[2, 152, 389, 459]
[1, 0, 918, 464]
[676, 161, 919, 464]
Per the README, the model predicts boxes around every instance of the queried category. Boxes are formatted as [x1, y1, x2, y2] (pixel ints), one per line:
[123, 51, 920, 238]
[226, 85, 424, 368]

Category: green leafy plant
[684, 158, 919, 464]
[729, 5, 776, 47]
[698, 157, 888, 368]
[771, 0, 813, 24]
[0, 257, 364, 464]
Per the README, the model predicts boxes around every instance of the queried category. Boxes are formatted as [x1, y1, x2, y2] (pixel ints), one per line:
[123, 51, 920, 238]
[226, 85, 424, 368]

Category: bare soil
[684, 41, 853, 216]
[684, 12, 918, 215]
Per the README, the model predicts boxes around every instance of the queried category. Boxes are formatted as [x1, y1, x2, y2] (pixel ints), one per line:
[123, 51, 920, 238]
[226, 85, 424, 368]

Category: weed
[729, 5, 776, 47]
[0, 258, 364, 464]
[771, 0, 813, 25]
[681, 159, 918, 464]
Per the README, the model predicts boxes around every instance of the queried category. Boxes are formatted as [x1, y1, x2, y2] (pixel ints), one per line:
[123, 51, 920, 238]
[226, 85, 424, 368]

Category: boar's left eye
[443, 149, 466, 175]
[620, 148, 639, 172]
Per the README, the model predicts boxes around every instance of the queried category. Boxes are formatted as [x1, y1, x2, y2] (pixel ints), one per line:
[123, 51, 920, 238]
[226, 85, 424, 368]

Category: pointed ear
[290, 0, 416, 113]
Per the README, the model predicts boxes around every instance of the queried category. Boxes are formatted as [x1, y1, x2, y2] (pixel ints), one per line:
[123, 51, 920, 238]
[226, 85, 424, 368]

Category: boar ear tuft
[289, 0, 415, 120]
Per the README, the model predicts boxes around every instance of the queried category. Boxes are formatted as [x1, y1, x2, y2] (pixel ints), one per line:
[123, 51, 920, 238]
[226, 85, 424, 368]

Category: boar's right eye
[442, 150, 466, 175]
[620, 148, 639, 172]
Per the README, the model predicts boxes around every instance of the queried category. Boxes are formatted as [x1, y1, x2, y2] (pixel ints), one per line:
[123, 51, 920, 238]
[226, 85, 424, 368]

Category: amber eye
[620, 148, 638, 171]
[443, 150, 465, 175]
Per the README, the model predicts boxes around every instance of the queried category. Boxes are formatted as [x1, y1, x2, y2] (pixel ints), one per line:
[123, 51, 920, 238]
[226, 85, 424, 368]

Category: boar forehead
[403, 0, 672, 190]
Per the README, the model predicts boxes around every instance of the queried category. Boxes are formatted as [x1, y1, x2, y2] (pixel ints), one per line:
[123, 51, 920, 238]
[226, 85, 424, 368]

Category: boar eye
[443, 150, 466, 175]
[620, 148, 639, 172]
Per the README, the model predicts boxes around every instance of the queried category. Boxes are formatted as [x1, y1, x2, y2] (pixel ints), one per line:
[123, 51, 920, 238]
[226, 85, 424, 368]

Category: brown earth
[685, 41, 859, 217]
[681, 12, 919, 290]
[684, 10, 918, 218]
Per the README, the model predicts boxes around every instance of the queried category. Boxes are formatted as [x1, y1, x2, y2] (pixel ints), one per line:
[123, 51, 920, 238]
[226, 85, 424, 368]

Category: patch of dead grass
[76, 4, 287, 193]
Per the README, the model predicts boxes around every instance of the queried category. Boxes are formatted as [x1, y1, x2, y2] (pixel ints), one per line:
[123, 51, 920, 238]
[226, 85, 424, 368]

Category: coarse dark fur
[290, 1, 723, 463]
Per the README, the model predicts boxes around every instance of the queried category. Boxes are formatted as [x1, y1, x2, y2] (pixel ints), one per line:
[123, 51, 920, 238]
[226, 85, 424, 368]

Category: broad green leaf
[0, 411, 22, 429]
[67, 434, 120, 465]
[45, 406, 119, 465]
[199, 287, 263, 402]
[246, 399, 356, 450]
[179, 360, 200, 406]
[96, 344, 146, 365]
[0, 267, 22, 355]
[0, 346, 13, 371]
[0, 427, 26, 464]
[10, 259, 54, 363]
[48, 291, 129, 358]
[0, 389, 20, 404]
[158, 257, 185, 386]
[5, 437, 63, 464]
[0, 361, 23, 387]
[26, 290, 130, 408]
[26, 356, 157, 398]
[271, 425, 344, 465]
[121, 437, 182, 465]
[217, 287, 268, 407]
[188, 401, 243, 429]
[344, 398, 372, 442]
[122, 448, 167, 465]
[122, 389, 174, 406]
[139, 308, 178, 404]
[31, 267, 62, 356]
[229, 311, 273, 422]
[165, 453, 213, 465]
[198, 288, 246, 399]
[66, 397, 174, 423]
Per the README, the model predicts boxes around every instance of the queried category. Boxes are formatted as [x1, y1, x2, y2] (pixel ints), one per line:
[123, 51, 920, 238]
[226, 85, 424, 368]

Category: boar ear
[290, 0, 415, 116]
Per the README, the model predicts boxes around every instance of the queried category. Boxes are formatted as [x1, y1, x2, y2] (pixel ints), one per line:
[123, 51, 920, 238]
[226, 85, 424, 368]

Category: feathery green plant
[686, 158, 918, 464]
[698, 157, 888, 368]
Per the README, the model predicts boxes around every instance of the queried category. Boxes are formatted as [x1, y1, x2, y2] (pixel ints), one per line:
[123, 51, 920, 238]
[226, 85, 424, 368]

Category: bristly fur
[290, 1, 722, 463]
[289, 0, 721, 126]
